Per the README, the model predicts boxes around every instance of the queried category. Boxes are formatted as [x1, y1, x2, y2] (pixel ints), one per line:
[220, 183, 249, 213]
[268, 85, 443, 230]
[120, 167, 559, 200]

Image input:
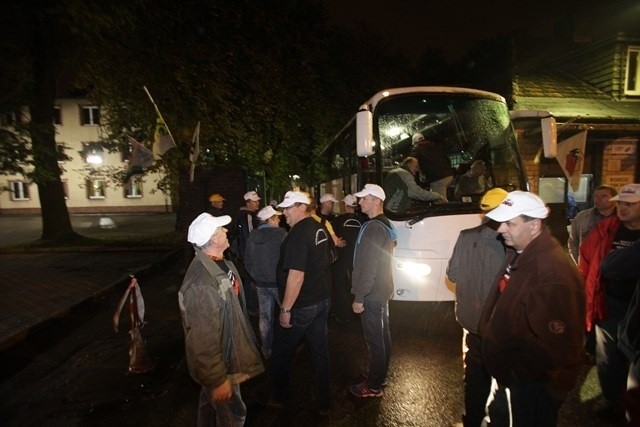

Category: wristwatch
[280, 306, 291, 313]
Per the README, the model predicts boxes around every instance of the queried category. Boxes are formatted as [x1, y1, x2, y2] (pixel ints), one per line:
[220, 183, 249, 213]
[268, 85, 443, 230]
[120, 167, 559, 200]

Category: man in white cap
[179, 213, 264, 426]
[478, 191, 585, 426]
[349, 184, 397, 398]
[317, 193, 338, 223]
[231, 190, 262, 316]
[244, 206, 287, 360]
[331, 194, 364, 324]
[270, 191, 332, 414]
[579, 183, 640, 422]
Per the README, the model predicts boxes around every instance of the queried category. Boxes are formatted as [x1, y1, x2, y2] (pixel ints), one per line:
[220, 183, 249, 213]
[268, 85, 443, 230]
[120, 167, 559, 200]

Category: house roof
[512, 66, 640, 125]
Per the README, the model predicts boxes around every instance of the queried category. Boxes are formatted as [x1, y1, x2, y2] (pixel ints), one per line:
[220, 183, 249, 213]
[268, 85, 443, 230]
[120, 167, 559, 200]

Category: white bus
[308, 87, 556, 302]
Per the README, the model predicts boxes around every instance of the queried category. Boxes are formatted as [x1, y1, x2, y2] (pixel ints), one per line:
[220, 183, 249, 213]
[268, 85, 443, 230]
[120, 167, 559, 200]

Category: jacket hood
[250, 226, 284, 245]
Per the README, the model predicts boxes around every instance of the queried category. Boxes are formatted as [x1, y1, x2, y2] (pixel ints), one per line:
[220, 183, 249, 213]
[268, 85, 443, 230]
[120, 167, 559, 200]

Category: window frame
[80, 105, 100, 126]
[9, 180, 31, 201]
[124, 177, 143, 198]
[86, 177, 106, 199]
[624, 46, 640, 96]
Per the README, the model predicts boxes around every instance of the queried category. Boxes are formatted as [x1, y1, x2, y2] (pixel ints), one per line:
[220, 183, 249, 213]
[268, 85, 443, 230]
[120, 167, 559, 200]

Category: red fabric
[578, 216, 620, 331]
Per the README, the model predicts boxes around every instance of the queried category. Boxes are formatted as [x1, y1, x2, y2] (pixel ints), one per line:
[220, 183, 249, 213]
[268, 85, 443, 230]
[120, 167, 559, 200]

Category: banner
[556, 130, 587, 192]
[124, 136, 154, 183]
[152, 117, 177, 160]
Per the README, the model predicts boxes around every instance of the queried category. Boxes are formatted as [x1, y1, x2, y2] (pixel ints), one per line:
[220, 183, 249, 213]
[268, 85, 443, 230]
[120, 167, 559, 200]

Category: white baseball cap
[257, 205, 282, 221]
[319, 193, 338, 203]
[244, 191, 261, 201]
[343, 194, 357, 207]
[412, 132, 425, 143]
[486, 191, 549, 222]
[354, 184, 386, 201]
[187, 213, 232, 246]
[277, 191, 311, 208]
[610, 183, 640, 203]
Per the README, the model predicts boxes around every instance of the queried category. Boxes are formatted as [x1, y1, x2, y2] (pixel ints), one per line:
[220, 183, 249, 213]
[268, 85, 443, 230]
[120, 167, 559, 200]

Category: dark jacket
[351, 215, 397, 303]
[244, 224, 287, 286]
[178, 249, 264, 388]
[600, 239, 640, 364]
[446, 222, 506, 334]
[233, 208, 259, 260]
[478, 229, 585, 392]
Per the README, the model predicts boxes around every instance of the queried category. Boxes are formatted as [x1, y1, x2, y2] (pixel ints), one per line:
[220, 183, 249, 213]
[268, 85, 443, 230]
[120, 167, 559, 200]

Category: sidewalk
[0, 249, 179, 350]
[0, 213, 179, 350]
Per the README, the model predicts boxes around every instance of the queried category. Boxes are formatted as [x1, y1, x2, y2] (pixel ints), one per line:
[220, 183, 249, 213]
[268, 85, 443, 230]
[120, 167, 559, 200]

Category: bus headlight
[396, 261, 432, 277]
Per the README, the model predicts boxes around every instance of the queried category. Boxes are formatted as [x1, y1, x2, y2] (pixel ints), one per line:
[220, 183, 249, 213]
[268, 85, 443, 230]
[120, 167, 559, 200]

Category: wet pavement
[0, 213, 625, 426]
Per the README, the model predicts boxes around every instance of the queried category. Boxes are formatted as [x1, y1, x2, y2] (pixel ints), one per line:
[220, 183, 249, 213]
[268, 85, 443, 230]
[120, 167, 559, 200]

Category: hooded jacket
[178, 249, 264, 389]
[351, 215, 397, 303]
[245, 224, 287, 285]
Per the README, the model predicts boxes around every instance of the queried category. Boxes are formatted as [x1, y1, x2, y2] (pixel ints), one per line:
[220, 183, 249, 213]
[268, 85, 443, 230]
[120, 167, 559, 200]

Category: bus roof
[360, 86, 507, 111]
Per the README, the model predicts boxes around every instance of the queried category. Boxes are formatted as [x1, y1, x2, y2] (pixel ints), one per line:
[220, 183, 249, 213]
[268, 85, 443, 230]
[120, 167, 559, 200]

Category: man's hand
[211, 378, 233, 402]
[352, 302, 364, 314]
[279, 311, 292, 328]
[336, 237, 347, 248]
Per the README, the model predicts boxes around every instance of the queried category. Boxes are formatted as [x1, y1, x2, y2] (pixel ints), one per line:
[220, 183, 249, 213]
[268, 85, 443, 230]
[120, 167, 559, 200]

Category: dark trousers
[595, 295, 631, 406]
[463, 330, 509, 427]
[331, 260, 354, 321]
[270, 298, 331, 411]
[508, 374, 565, 427]
[361, 300, 391, 390]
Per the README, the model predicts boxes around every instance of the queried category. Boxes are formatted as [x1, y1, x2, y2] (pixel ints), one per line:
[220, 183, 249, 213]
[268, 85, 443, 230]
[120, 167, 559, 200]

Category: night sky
[323, 0, 636, 62]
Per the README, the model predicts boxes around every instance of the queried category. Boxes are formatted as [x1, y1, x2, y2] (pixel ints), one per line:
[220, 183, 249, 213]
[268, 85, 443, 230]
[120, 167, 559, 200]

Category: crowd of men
[177, 178, 640, 426]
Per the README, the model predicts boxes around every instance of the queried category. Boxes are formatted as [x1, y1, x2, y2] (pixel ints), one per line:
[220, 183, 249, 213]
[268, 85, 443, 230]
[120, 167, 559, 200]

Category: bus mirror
[541, 116, 557, 159]
[356, 110, 374, 157]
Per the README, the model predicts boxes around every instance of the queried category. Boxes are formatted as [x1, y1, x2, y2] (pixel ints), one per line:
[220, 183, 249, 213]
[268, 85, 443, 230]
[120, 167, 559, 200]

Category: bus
[308, 87, 556, 302]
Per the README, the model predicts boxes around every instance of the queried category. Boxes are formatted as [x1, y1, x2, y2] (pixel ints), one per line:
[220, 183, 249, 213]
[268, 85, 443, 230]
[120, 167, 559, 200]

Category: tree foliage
[1, 0, 445, 237]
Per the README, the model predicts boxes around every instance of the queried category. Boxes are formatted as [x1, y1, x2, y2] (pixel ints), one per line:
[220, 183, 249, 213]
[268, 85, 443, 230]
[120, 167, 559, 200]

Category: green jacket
[178, 248, 264, 388]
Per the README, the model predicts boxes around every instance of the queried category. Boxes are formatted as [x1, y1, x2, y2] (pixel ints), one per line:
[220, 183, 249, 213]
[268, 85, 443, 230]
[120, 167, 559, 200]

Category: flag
[556, 130, 587, 192]
[189, 121, 200, 183]
[124, 136, 154, 183]
[152, 117, 177, 160]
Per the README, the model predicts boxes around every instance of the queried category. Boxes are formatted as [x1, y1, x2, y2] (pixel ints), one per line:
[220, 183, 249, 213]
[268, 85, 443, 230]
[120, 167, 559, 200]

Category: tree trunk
[29, 9, 77, 243]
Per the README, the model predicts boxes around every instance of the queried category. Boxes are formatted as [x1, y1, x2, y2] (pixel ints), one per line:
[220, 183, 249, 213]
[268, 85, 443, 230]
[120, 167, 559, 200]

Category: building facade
[0, 98, 170, 215]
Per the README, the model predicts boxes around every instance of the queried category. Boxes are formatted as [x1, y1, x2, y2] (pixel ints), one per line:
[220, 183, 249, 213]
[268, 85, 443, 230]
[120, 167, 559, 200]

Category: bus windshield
[310, 90, 527, 220]
[371, 92, 526, 217]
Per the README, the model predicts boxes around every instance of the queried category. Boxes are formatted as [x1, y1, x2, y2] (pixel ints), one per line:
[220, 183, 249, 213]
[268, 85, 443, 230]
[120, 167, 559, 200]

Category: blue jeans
[270, 298, 331, 411]
[256, 285, 279, 358]
[197, 383, 245, 427]
[361, 300, 391, 390]
[596, 296, 631, 405]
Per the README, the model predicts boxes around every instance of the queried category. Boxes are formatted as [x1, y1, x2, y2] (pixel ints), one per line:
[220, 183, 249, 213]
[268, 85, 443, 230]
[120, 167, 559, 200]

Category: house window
[80, 105, 100, 125]
[53, 106, 62, 125]
[125, 178, 143, 198]
[87, 178, 106, 199]
[625, 46, 640, 96]
[10, 181, 30, 201]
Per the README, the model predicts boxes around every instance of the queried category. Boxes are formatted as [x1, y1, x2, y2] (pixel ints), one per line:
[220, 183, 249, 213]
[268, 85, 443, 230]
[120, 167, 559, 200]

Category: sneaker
[349, 381, 383, 398]
[360, 368, 389, 387]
